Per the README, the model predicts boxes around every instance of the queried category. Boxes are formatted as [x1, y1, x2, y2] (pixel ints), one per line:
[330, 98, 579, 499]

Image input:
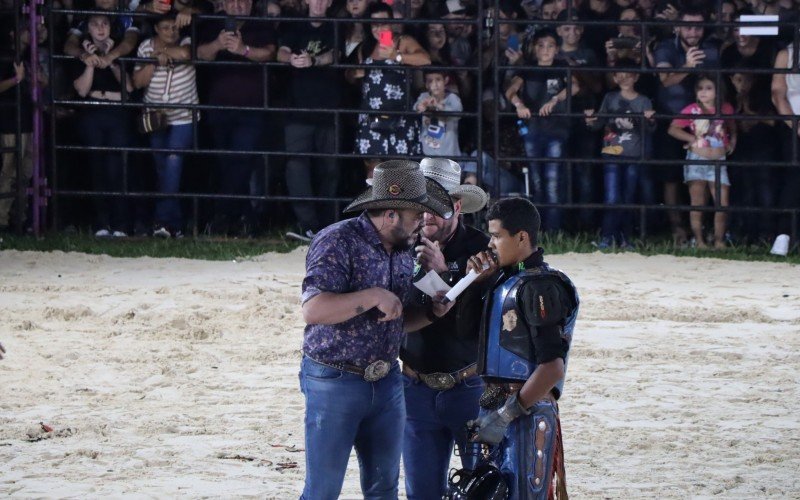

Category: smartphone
[224, 17, 237, 34]
[507, 34, 519, 51]
[379, 30, 394, 48]
[611, 36, 638, 50]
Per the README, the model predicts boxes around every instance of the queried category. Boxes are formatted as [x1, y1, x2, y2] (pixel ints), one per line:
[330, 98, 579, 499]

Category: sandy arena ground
[1, 248, 799, 498]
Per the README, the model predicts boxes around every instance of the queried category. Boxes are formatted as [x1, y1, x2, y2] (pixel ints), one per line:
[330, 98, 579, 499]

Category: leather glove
[468, 393, 530, 445]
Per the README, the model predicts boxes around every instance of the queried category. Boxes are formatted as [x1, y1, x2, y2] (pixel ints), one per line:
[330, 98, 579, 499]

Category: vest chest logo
[502, 309, 518, 332]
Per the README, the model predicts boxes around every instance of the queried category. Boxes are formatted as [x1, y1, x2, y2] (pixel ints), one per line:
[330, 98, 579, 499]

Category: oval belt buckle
[425, 373, 456, 391]
[364, 360, 390, 382]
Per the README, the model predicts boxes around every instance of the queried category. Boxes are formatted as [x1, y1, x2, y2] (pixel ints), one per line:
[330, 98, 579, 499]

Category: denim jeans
[78, 107, 132, 232]
[402, 373, 484, 500]
[299, 356, 405, 500]
[522, 131, 565, 232]
[149, 123, 192, 230]
[285, 121, 339, 232]
[207, 109, 264, 222]
[462, 151, 525, 196]
[601, 156, 640, 243]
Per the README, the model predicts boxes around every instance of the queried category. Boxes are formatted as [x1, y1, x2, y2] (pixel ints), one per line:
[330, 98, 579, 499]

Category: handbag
[138, 65, 174, 134]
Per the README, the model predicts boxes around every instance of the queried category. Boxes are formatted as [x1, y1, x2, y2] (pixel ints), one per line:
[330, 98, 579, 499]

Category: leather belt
[402, 363, 478, 391]
[307, 356, 393, 382]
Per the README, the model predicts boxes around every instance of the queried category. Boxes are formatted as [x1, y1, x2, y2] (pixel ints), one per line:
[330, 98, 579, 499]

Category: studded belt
[402, 363, 478, 391]
[307, 356, 393, 382]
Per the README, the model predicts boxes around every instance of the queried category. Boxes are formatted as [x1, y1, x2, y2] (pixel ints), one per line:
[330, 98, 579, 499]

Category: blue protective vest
[478, 265, 579, 398]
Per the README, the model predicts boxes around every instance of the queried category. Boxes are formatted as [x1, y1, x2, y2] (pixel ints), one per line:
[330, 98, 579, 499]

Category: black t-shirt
[720, 38, 776, 70]
[70, 59, 127, 96]
[196, 18, 276, 107]
[516, 61, 568, 138]
[401, 221, 490, 374]
[278, 20, 342, 122]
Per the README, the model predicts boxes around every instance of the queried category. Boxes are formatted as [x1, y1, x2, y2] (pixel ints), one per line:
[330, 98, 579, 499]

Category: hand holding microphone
[466, 249, 499, 278]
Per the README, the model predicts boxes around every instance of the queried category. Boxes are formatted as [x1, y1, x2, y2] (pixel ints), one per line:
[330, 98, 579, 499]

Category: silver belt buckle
[420, 372, 456, 391]
[364, 360, 390, 382]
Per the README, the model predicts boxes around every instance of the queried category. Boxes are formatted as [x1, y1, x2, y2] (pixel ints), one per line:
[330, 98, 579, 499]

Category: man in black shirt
[277, 0, 341, 242]
[401, 158, 490, 499]
[196, 0, 276, 236]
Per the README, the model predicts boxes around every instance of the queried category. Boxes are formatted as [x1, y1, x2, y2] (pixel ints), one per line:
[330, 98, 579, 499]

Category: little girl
[668, 76, 736, 250]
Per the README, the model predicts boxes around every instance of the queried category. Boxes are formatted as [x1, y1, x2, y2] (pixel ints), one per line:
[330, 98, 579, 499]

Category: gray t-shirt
[592, 91, 654, 158]
[415, 92, 463, 157]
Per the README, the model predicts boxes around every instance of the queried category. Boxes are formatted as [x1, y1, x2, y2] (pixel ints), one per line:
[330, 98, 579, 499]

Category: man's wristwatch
[395, 53, 403, 64]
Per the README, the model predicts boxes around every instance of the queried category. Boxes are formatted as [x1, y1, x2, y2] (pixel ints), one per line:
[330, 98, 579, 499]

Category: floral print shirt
[301, 213, 414, 367]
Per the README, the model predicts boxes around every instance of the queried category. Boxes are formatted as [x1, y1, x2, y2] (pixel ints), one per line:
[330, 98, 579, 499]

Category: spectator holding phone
[277, 0, 341, 242]
[71, 13, 135, 237]
[348, 2, 430, 181]
[652, 7, 719, 246]
[196, 0, 276, 236]
[63, 0, 141, 68]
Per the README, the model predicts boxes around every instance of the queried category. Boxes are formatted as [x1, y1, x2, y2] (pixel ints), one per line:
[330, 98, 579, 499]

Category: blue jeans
[149, 123, 192, 230]
[207, 109, 264, 221]
[299, 356, 405, 500]
[78, 107, 132, 233]
[601, 157, 640, 243]
[523, 131, 565, 232]
[402, 373, 484, 500]
[462, 151, 525, 195]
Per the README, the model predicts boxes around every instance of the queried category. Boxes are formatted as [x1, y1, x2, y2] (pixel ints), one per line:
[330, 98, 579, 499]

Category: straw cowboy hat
[344, 160, 454, 218]
[419, 158, 489, 214]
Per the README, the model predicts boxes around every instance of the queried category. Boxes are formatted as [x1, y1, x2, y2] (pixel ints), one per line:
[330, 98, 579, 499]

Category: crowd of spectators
[0, 0, 799, 247]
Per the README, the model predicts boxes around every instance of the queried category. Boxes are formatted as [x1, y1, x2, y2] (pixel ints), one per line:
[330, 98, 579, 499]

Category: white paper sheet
[413, 270, 452, 298]
[444, 269, 480, 303]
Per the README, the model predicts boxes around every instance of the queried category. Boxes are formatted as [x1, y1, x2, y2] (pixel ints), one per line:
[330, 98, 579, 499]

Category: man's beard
[390, 224, 420, 252]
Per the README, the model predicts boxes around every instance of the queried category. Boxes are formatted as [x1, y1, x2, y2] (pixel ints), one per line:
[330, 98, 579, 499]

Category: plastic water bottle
[517, 119, 529, 137]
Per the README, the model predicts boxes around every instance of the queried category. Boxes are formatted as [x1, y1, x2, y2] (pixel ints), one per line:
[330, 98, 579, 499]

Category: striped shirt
[136, 37, 198, 126]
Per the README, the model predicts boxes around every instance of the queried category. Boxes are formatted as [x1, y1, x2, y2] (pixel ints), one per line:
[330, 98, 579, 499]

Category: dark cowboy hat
[343, 160, 454, 218]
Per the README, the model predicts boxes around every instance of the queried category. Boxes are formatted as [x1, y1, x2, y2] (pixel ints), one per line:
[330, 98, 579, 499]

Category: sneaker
[286, 229, 316, 243]
[153, 226, 171, 239]
[112, 230, 128, 238]
[95, 229, 111, 238]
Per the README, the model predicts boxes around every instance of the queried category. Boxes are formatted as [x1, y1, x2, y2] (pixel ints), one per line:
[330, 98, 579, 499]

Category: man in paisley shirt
[299, 160, 455, 499]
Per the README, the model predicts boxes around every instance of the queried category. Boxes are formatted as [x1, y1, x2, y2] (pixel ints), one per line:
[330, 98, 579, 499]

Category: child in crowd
[505, 28, 569, 231]
[415, 69, 463, 158]
[587, 59, 656, 248]
[668, 75, 736, 250]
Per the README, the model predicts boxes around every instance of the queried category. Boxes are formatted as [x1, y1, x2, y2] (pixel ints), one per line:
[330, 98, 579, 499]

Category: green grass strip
[0, 231, 797, 264]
